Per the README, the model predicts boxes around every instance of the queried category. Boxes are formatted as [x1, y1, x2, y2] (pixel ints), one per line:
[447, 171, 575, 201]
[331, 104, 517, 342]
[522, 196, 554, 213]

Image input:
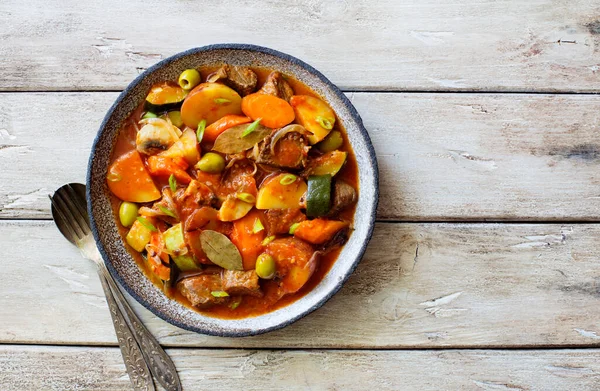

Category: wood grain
[2, 92, 600, 220]
[0, 0, 599, 92]
[2, 345, 600, 390]
[4, 220, 600, 348]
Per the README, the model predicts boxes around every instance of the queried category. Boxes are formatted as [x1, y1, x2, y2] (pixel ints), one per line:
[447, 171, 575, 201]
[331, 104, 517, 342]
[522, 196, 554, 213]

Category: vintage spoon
[49, 183, 182, 391]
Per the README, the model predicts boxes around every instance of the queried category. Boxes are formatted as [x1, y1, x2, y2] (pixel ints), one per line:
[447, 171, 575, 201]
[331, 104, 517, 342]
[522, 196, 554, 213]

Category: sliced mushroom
[328, 179, 357, 216]
[206, 64, 257, 96]
[258, 71, 294, 101]
[136, 118, 180, 155]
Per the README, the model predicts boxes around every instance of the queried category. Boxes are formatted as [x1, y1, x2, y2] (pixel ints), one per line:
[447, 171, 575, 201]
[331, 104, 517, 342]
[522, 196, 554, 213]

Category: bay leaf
[212, 123, 271, 154]
[200, 230, 243, 270]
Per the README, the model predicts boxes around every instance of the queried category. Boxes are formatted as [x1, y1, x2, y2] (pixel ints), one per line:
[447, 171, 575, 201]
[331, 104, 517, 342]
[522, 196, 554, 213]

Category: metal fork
[50, 183, 182, 391]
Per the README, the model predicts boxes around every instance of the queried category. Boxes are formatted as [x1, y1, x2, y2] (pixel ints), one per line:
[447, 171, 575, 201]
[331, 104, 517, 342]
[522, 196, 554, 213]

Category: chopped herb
[211, 290, 230, 298]
[241, 118, 262, 138]
[315, 116, 334, 130]
[253, 218, 265, 233]
[106, 173, 122, 182]
[279, 174, 297, 185]
[196, 119, 206, 143]
[214, 98, 231, 105]
[261, 235, 275, 246]
[229, 297, 242, 309]
[158, 205, 177, 218]
[136, 216, 157, 232]
[142, 111, 158, 119]
[236, 192, 256, 204]
[289, 222, 300, 234]
[169, 174, 177, 193]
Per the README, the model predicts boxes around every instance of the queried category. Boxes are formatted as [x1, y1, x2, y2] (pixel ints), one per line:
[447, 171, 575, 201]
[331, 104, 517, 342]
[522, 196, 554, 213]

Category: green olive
[167, 111, 184, 128]
[119, 201, 139, 228]
[255, 253, 276, 279]
[316, 130, 343, 153]
[178, 69, 201, 91]
[195, 152, 226, 173]
[142, 111, 157, 119]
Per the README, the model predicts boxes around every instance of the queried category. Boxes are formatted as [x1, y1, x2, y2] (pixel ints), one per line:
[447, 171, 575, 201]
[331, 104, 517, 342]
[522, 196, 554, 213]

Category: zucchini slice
[163, 223, 200, 271]
[302, 151, 347, 177]
[144, 82, 187, 113]
[306, 175, 332, 217]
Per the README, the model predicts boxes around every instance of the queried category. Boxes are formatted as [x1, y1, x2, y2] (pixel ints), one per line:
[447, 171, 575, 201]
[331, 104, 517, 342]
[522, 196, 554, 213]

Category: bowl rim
[86, 43, 379, 337]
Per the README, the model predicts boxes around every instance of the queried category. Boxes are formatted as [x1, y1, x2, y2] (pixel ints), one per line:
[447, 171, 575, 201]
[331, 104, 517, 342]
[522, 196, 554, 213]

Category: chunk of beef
[328, 180, 357, 216]
[207, 64, 257, 96]
[222, 270, 262, 297]
[253, 131, 309, 169]
[177, 274, 228, 308]
[264, 208, 307, 236]
[258, 71, 294, 101]
[218, 158, 257, 199]
[183, 180, 217, 206]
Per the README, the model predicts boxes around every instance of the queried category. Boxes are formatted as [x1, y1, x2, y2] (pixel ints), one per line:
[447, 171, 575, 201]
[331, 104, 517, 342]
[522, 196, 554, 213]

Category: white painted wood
[2, 345, 600, 391]
[2, 92, 600, 220]
[1, 0, 599, 92]
[4, 220, 600, 348]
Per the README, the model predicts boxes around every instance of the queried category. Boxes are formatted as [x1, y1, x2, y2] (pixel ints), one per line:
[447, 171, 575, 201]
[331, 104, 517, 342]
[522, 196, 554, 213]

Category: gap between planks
[3, 341, 600, 351]
[8, 217, 600, 224]
[0, 90, 599, 95]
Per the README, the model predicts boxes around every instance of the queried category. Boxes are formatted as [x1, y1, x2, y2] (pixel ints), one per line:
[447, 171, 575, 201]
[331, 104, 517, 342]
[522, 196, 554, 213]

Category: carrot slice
[293, 218, 349, 245]
[230, 210, 266, 270]
[204, 115, 252, 143]
[107, 150, 161, 202]
[241, 93, 295, 129]
[146, 155, 192, 184]
[150, 232, 170, 264]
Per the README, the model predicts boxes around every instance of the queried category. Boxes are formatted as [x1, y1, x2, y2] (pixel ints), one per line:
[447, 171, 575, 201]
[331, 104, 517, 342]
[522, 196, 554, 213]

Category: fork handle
[99, 265, 183, 391]
[96, 267, 156, 391]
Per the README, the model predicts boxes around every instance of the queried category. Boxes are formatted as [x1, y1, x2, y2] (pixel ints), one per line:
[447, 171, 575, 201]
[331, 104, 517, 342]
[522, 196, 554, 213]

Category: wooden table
[2, 1, 600, 389]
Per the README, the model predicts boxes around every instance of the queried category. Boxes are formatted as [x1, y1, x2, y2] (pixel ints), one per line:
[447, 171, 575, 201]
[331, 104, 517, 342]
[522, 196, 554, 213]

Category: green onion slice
[197, 119, 206, 143]
[236, 192, 256, 204]
[229, 297, 242, 309]
[289, 222, 301, 235]
[142, 112, 158, 119]
[158, 205, 177, 219]
[214, 98, 231, 105]
[315, 116, 334, 130]
[211, 290, 230, 297]
[136, 216, 157, 232]
[279, 174, 297, 185]
[169, 174, 177, 193]
[261, 235, 275, 246]
[241, 118, 262, 138]
[253, 218, 265, 233]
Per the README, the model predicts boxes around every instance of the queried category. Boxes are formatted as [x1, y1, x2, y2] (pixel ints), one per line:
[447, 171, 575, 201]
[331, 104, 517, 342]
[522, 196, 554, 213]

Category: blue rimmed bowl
[87, 44, 378, 337]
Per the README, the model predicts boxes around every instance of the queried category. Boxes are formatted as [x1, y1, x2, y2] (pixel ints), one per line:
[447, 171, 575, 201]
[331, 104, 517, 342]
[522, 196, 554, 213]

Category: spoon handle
[100, 264, 183, 391]
[96, 267, 156, 391]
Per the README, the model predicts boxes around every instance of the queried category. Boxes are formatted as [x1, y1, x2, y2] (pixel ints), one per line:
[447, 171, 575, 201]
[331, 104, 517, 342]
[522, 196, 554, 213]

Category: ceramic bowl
[87, 44, 378, 336]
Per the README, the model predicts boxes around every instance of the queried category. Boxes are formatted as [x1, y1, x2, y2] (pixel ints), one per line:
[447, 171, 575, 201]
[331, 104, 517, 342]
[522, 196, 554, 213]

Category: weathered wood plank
[0, 0, 599, 92]
[2, 345, 600, 391]
[2, 92, 600, 220]
[3, 220, 600, 348]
